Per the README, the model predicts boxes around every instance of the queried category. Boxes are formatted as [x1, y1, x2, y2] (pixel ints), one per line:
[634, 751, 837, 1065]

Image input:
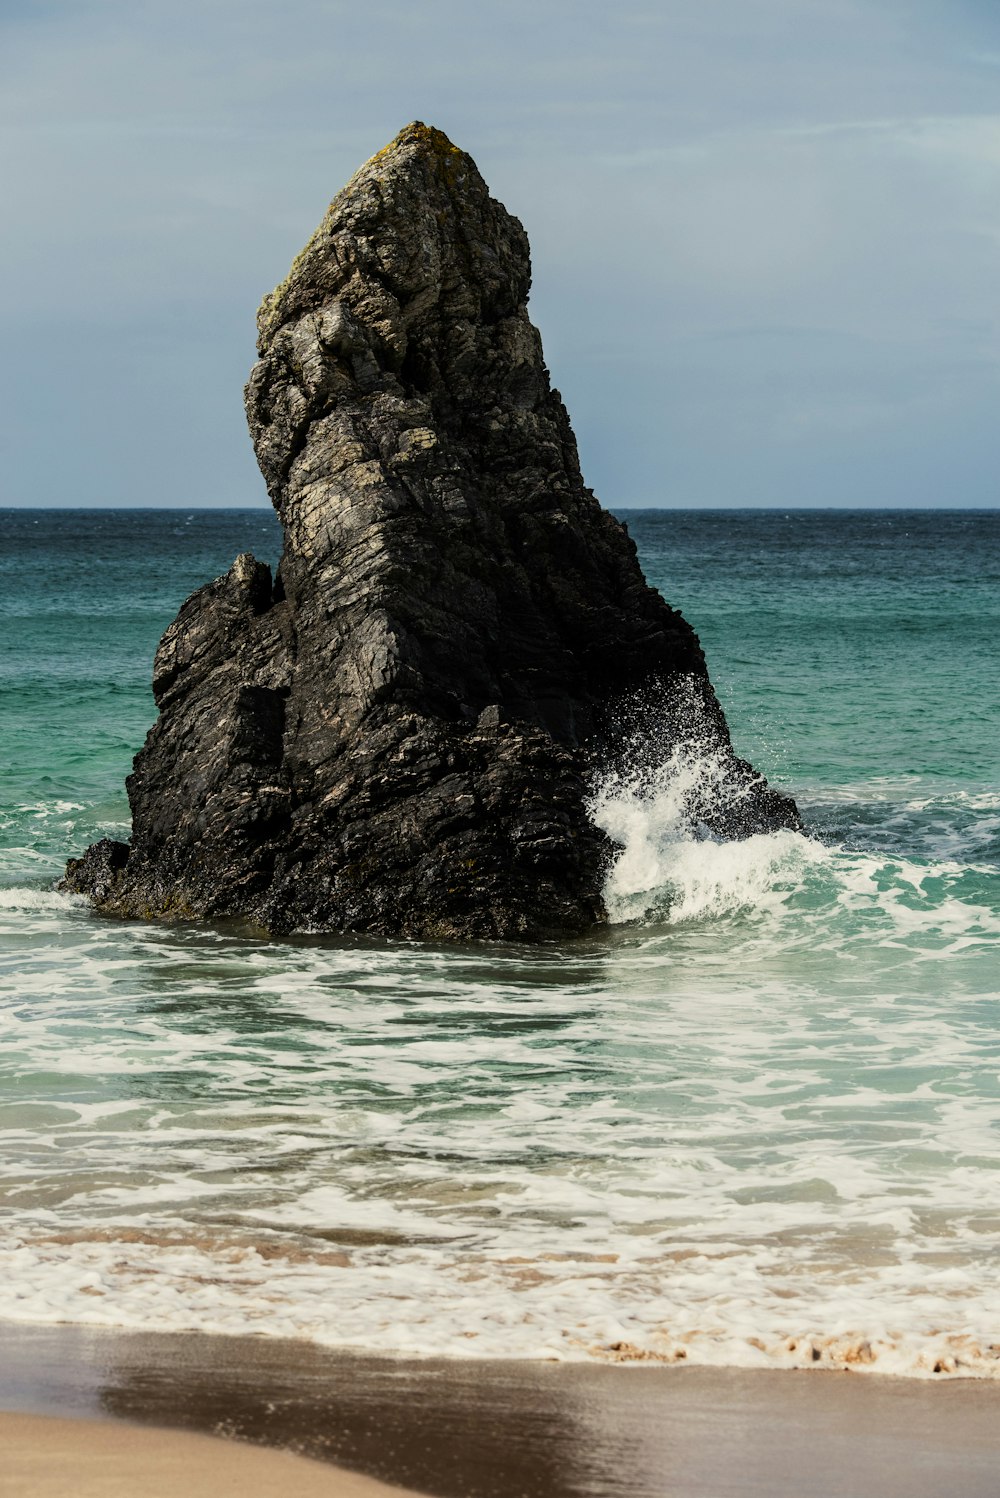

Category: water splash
[588, 692, 813, 925]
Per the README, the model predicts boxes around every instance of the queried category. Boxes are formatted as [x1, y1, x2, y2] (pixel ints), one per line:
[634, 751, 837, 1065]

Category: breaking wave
[588, 722, 817, 925]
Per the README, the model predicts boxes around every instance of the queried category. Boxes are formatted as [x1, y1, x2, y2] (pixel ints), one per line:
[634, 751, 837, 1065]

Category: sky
[2, 0, 999, 508]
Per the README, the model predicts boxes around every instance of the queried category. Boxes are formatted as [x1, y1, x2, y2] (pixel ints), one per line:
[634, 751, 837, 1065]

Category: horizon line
[3, 504, 999, 514]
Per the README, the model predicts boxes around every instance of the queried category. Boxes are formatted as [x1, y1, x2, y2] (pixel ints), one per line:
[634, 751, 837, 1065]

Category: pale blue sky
[2, 0, 999, 507]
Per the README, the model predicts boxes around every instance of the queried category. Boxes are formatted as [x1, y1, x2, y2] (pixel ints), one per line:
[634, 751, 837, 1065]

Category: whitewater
[1, 508, 998, 1376]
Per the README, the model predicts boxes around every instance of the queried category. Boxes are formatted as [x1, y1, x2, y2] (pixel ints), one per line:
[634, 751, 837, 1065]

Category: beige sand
[0, 1412, 423, 1498]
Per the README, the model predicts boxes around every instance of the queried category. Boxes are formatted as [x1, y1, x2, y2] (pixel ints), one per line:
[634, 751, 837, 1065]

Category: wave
[0, 886, 82, 913]
[588, 744, 819, 925]
[588, 732, 1000, 943]
[3, 1226, 1000, 1377]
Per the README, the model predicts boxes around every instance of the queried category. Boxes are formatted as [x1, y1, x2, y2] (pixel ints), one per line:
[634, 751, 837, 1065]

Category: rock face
[65, 123, 799, 940]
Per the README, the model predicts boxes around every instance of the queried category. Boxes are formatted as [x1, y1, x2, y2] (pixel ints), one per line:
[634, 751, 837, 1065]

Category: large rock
[65, 123, 799, 940]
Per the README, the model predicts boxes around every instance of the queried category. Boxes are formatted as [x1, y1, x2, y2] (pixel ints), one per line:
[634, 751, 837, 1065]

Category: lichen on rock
[64, 122, 799, 941]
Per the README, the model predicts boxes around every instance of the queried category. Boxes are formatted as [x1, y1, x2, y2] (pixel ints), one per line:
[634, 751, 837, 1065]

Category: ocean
[1, 507, 998, 1377]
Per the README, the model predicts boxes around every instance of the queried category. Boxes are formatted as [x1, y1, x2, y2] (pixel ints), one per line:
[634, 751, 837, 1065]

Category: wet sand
[3, 1321, 1000, 1497]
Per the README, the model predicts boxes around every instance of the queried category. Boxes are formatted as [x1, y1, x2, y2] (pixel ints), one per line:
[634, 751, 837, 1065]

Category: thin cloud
[2, 0, 1000, 506]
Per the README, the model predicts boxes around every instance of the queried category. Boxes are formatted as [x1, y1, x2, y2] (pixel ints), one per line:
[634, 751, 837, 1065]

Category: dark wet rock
[64, 122, 800, 940]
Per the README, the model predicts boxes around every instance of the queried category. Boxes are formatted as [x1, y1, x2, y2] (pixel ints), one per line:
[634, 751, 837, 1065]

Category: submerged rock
[64, 122, 799, 940]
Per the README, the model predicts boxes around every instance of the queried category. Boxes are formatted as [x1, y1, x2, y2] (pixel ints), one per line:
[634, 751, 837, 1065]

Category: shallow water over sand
[1, 508, 998, 1375]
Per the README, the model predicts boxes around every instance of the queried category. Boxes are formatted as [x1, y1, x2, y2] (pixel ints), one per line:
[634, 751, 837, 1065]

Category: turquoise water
[1, 508, 998, 1375]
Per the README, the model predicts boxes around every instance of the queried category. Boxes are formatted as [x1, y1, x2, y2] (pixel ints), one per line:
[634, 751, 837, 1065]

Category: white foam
[0, 886, 84, 912]
[588, 738, 1000, 950]
[4, 1221, 1000, 1375]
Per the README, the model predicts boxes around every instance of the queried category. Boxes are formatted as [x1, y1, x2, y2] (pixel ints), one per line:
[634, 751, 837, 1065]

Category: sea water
[1, 508, 998, 1376]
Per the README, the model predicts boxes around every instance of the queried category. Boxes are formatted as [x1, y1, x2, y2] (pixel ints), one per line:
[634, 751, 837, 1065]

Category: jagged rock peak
[64, 124, 800, 941]
[256, 123, 489, 354]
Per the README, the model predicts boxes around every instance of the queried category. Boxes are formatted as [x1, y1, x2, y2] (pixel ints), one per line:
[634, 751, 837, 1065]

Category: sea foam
[588, 730, 820, 925]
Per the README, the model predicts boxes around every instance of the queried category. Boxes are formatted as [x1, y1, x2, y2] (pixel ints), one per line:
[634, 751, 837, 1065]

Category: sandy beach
[3, 1321, 1000, 1497]
[1, 1412, 423, 1498]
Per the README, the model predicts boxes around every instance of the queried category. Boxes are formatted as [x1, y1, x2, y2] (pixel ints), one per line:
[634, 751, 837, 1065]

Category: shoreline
[3, 1321, 1000, 1497]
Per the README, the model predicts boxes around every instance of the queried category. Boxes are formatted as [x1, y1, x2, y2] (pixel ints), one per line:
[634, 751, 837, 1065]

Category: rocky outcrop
[64, 123, 799, 940]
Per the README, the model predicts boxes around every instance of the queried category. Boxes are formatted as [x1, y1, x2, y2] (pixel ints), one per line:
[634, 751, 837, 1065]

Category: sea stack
[65, 123, 799, 940]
